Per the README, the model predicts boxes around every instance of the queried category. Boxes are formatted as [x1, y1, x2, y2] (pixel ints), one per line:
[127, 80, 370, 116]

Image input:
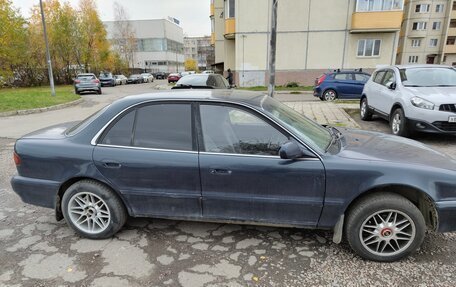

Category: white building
[104, 19, 185, 73]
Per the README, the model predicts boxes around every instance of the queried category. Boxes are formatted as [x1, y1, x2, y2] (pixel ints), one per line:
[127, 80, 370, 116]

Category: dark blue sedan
[314, 69, 371, 101]
[11, 90, 456, 262]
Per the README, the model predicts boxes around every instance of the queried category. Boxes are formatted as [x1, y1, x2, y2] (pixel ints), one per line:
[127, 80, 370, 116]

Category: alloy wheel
[68, 192, 111, 234]
[324, 90, 336, 101]
[359, 209, 416, 257]
[392, 113, 401, 134]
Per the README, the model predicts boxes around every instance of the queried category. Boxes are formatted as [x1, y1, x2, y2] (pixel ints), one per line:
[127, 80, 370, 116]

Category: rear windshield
[99, 73, 112, 78]
[177, 75, 209, 86]
[77, 74, 95, 80]
[66, 105, 109, 136]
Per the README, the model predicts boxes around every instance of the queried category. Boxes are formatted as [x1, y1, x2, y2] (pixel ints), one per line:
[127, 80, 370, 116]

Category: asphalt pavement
[0, 81, 455, 286]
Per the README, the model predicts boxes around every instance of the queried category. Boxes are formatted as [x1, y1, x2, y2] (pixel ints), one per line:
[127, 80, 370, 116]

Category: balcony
[407, 30, 427, 38]
[445, 44, 456, 54]
[210, 3, 214, 17]
[448, 27, 456, 37]
[351, 11, 403, 33]
[224, 18, 235, 39]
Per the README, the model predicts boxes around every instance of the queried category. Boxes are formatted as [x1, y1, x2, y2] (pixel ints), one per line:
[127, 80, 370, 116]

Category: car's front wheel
[360, 97, 373, 121]
[345, 192, 425, 262]
[62, 180, 127, 239]
[390, 108, 409, 137]
[323, 89, 337, 101]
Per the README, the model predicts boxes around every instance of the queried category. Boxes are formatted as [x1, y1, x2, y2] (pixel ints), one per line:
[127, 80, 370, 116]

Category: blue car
[10, 90, 456, 262]
[314, 69, 371, 101]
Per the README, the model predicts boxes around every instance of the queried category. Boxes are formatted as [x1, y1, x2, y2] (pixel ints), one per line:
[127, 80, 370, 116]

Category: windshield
[400, 67, 456, 87]
[261, 96, 332, 153]
[99, 73, 112, 78]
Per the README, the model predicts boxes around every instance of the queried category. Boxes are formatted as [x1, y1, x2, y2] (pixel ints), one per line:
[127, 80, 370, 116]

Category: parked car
[127, 74, 142, 84]
[172, 74, 230, 89]
[114, 75, 127, 85]
[314, 69, 371, 101]
[360, 64, 456, 137]
[154, 72, 167, 80]
[167, 73, 181, 83]
[11, 90, 456, 262]
[141, 73, 154, 83]
[74, 73, 101, 95]
[99, 72, 116, 87]
[202, 70, 215, 74]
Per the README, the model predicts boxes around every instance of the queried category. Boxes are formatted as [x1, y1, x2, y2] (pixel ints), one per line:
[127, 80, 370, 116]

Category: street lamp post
[39, 0, 56, 97]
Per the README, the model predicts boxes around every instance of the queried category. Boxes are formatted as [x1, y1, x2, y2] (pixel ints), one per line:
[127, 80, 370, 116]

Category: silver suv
[360, 65, 456, 137]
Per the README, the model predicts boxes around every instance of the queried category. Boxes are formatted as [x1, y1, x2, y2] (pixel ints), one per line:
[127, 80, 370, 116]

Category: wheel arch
[390, 102, 405, 120]
[344, 184, 438, 232]
[322, 87, 339, 98]
[55, 177, 130, 221]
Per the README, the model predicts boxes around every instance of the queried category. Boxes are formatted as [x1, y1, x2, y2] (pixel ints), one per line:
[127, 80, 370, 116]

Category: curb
[0, 98, 83, 117]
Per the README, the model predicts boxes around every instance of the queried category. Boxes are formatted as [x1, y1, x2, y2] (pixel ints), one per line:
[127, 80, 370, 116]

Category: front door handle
[102, 161, 121, 169]
[209, 168, 232, 175]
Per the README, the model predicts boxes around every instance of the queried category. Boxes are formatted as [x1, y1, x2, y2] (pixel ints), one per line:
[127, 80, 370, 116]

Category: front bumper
[408, 118, 456, 134]
[10, 175, 60, 209]
[436, 201, 456, 232]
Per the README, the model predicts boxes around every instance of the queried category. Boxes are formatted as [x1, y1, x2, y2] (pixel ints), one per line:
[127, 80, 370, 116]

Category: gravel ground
[0, 87, 455, 286]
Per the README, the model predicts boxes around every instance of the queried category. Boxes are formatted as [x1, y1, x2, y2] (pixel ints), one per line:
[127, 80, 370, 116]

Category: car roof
[78, 73, 95, 76]
[115, 90, 267, 108]
[377, 64, 453, 70]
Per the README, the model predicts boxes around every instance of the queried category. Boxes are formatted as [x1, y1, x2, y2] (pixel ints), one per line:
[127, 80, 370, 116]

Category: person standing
[226, 68, 234, 86]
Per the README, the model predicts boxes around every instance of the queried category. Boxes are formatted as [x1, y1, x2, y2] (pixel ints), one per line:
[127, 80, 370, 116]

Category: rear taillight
[74, 79, 81, 84]
[316, 74, 327, 86]
[13, 152, 21, 166]
[92, 79, 100, 84]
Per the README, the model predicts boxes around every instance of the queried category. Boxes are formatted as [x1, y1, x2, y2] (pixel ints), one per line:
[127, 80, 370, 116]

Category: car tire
[97, 89, 102, 95]
[323, 89, 337, 101]
[345, 192, 425, 262]
[62, 180, 127, 239]
[75, 89, 79, 95]
[360, 97, 373, 121]
[390, 108, 409, 137]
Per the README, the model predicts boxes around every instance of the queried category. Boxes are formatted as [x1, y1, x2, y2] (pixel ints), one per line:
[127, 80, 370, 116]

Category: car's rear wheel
[345, 192, 425, 262]
[62, 180, 127, 239]
[360, 97, 373, 121]
[75, 89, 79, 95]
[390, 108, 409, 137]
[97, 89, 102, 95]
[323, 89, 337, 101]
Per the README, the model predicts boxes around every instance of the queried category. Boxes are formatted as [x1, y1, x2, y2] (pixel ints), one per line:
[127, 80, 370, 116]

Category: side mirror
[388, 82, 397, 90]
[279, 141, 304, 160]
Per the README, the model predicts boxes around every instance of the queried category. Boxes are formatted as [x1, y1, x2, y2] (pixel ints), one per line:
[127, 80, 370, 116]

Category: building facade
[210, 0, 405, 87]
[104, 19, 185, 73]
[397, 0, 451, 65]
[184, 36, 215, 70]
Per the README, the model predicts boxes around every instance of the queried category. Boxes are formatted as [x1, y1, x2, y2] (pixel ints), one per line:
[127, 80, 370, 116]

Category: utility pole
[267, 0, 278, 98]
[39, 0, 56, 96]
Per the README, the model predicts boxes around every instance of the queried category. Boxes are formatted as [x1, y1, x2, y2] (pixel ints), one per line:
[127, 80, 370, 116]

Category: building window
[412, 22, 427, 30]
[435, 4, 444, 13]
[453, 2, 456, 10]
[356, 0, 404, 12]
[432, 21, 441, 30]
[415, 4, 430, 13]
[409, 56, 419, 63]
[447, 37, 456, 45]
[429, 39, 438, 47]
[225, 0, 235, 18]
[450, 20, 456, 28]
[411, 39, 421, 47]
[357, 39, 381, 57]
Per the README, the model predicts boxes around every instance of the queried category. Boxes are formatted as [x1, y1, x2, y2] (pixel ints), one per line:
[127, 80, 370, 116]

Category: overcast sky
[11, 0, 211, 37]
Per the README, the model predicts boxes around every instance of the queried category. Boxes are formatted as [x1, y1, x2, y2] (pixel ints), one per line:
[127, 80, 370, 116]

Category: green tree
[184, 59, 198, 72]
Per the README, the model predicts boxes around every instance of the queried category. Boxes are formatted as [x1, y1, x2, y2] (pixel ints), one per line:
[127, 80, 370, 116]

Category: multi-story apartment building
[210, 0, 405, 87]
[442, 1, 456, 65]
[104, 19, 185, 73]
[184, 36, 215, 70]
[397, 0, 451, 65]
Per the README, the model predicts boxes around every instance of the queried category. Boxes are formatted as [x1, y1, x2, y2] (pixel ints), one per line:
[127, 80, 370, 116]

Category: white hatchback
[360, 65, 456, 137]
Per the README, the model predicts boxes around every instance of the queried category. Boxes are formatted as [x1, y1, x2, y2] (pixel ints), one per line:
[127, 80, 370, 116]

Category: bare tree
[112, 2, 136, 69]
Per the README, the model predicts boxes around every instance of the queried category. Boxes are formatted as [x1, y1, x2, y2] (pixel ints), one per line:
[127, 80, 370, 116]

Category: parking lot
[1, 82, 455, 286]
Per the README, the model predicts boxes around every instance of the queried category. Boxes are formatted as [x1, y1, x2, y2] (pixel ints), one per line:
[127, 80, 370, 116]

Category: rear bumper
[313, 86, 322, 97]
[10, 175, 59, 209]
[75, 84, 100, 91]
[436, 201, 456, 232]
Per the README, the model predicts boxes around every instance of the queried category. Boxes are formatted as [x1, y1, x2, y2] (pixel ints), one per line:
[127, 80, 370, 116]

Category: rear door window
[334, 73, 351, 81]
[373, 71, 386, 84]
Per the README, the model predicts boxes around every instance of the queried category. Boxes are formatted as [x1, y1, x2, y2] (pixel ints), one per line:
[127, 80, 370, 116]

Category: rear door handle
[102, 161, 121, 168]
[210, 168, 232, 175]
